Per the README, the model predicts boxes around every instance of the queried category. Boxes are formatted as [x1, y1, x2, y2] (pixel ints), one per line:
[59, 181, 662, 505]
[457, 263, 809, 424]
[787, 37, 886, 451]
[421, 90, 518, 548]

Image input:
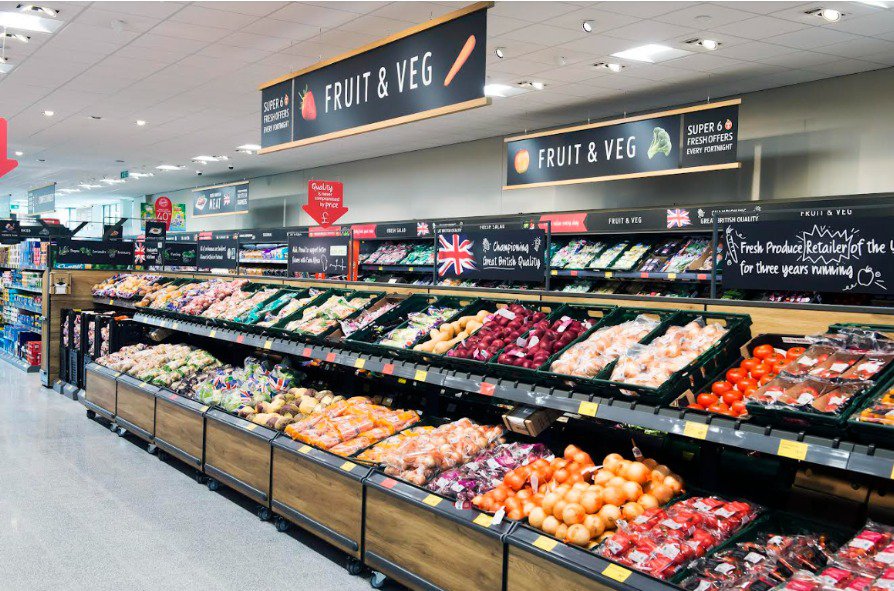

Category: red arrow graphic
[0, 119, 18, 178]
[303, 201, 348, 228]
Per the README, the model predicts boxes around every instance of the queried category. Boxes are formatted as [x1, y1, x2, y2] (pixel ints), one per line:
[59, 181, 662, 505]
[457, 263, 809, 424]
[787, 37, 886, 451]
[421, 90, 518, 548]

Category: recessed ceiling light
[494, 47, 505, 59]
[17, 4, 58, 17]
[594, 62, 624, 72]
[155, 164, 184, 171]
[582, 20, 593, 32]
[519, 80, 545, 90]
[78, 183, 101, 189]
[0, 9, 63, 33]
[807, 7, 844, 21]
[135, 119, 146, 126]
[101, 178, 124, 185]
[236, 144, 261, 153]
[685, 38, 720, 51]
[42, 109, 53, 117]
[5, 32, 30, 42]
[129, 172, 154, 179]
[14, 151, 22, 156]
[612, 43, 690, 63]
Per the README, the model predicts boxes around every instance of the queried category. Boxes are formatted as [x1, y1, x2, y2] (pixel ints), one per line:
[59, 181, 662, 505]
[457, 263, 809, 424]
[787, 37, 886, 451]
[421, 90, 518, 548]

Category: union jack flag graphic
[134, 241, 146, 263]
[437, 233, 476, 276]
[416, 222, 430, 236]
[667, 208, 691, 228]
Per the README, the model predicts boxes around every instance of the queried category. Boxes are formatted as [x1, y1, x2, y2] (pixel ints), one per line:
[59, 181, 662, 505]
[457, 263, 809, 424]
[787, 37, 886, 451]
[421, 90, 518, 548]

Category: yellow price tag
[397, 378, 407, 384]
[667, 272, 678, 280]
[602, 563, 632, 583]
[604, 271, 613, 278]
[777, 439, 808, 461]
[533, 536, 558, 552]
[109, 299, 115, 306]
[378, 266, 383, 271]
[551, 270, 558, 276]
[263, 340, 272, 350]
[340, 461, 355, 472]
[473, 513, 493, 528]
[299, 445, 311, 454]
[200, 405, 209, 412]
[209, 330, 217, 338]
[683, 421, 708, 440]
[354, 358, 366, 369]
[245, 423, 258, 431]
[422, 494, 441, 507]
[408, 267, 414, 272]
[414, 369, 428, 382]
[172, 322, 179, 330]
[578, 401, 599, 417]
[889, 463, 894, 480]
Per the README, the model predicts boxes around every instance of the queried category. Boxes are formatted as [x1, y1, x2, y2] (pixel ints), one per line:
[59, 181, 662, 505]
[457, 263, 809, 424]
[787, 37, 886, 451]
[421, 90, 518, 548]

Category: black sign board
[163, 242, 197, 267]
[55, 239, 134, 266]
[145, 220, 167, 240]
[192, 182, 249, 217]
[287, 234, 351, 275]
[436, 228, 547, 282]
[140, 239, 164, 269]
[197, 238, 238, 269]
[238, 227, 296, 243]
[0, 220, 20, 244]
[505, 101, 739, 188]
[378, 221, 433, 239]
[102, 224, 123, 241]
[723, 216, 894, 295]
[27, 183, 55, 214]
[260, 4, 488, 151]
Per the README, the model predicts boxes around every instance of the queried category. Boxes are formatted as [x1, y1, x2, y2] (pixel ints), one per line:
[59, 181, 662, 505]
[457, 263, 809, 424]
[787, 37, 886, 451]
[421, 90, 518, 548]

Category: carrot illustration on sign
[300, 85, 317, 120]
[444, 35, 476, 86]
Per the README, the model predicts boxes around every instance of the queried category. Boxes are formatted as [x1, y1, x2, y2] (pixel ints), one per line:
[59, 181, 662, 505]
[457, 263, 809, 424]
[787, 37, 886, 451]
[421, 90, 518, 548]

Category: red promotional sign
[304, 180, 348, 228]
[350, 224, 376, 239]
[539, 213, 587, 233]
[155, 196, 173, 229]
[308, 225, 344, 237]
[0, 119, 18, 179]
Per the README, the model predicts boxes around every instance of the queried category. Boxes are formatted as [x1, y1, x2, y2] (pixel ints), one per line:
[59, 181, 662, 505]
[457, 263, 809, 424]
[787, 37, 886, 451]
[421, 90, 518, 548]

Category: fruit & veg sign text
[259, 3, 489, 151]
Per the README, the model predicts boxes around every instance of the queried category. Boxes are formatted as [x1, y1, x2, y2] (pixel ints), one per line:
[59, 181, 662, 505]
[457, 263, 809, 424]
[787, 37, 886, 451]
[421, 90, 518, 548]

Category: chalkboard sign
[55, 239, 135, 266]
[0, 220, 20, 244]
[163, 242, 197, 268]
[287, 234, 351, 275]
[197, 238, 238, 269]
[436, 228, 547, 282]
[723, 216, 894, 295]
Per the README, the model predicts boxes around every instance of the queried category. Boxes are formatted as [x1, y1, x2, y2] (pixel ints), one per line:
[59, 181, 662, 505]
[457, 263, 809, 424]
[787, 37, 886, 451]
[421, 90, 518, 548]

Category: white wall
[150, 67, 894, 232]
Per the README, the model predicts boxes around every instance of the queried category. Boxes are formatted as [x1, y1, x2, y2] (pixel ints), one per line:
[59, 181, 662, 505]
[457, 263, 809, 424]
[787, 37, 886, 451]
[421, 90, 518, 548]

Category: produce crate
[115, 374, 158, 443]
[204, 409, 277, 505]
[484, 303, 618, 384]
[325, 294, 409, 345]
[591, 310, 753, 405]
[344, 294, 477, 360]
[233, 287, 317, 326]
[407, 297, 512, 367]
[154, 389, 209, 469]
[745, 326, 894, 434]
[201, 283, 287, 330]
[268, 289, 386, 344]
[535, 306, 675, 389]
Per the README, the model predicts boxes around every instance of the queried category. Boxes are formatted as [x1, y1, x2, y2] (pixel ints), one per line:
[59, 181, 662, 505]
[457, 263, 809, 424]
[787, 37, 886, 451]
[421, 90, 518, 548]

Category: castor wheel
[86, 409, 96, 420]
[207, 478, 220, 492]
[157, 449, 168, 461]
[195, 471, 206, 484]
[346, 557, 363, 576]
[147, 444, 157, 455]
[117, 427, 127, 437]
[370, 571, 387, 589]
[109, 422, 117, 432]
[274, 516, 290, 532]
[257, 506, 271, 521]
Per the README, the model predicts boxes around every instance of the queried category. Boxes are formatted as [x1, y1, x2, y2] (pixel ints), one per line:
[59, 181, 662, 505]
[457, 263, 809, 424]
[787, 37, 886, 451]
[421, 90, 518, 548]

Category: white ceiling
[0, 0, 893, 208]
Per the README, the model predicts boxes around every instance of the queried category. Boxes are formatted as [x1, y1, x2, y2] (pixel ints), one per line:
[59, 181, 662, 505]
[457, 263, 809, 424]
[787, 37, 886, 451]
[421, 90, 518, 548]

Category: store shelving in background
[237, 228, 290, 277]
[354, 221, 436, 285]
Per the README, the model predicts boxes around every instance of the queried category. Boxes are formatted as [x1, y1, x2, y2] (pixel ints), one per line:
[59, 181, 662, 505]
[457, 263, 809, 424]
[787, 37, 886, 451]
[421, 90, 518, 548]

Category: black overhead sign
[197, 237, 238, 270]
[141, 239, 164, 269]
[504, 100, 739, 189]
[192, 181, 249, 217]
[27, 183, 55, 214]
[0, 220, 20, 244]
[436, 228, 546, 282]
[163, 242, 197, 268]
[54, 239, 134, 266]
[723, 216, 894, 295]
[145, 220, 167, 240]
[260, 3, 489, 152]
[287, 234, 351, 275]
[102, 224, 123, 241]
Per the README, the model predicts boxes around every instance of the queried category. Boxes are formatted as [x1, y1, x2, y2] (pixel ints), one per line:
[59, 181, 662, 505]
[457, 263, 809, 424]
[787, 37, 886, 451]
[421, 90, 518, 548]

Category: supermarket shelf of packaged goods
[7, 302, 42, 315]
[0, 348, 39, 372]
[359, 264, 435, 273]
[237, 259, 288, 265]
[128, 310, 894, 483]
[0, 265, 46, 272]
[551, 269, 720, 282]
[4, 284, 43, 294]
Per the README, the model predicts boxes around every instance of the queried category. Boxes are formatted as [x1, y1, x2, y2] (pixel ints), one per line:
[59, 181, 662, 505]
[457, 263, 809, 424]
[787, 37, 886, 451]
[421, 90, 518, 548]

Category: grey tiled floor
[0, 370, 384, 591]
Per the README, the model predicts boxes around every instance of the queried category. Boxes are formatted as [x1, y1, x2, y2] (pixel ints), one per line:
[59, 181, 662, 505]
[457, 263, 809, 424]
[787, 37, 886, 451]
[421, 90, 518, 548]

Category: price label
[302, 347, 312, 357]
[408, 267, 414, 272]
[340, 461, 355, 472]
[479, 382, 495, 396]
[602, 563, 632, 583]
[209, 330, 217, 338]
[263, 340, 272, 350]
[414, 369, 428, 382]
[551, 270, 558, 276]
[382, 364, 395, 375]
[354, 358, 366, 369]
[325, 352, 336, 363]
[604, 271, 613, 278]
[777, 439, 808, 461]
[397, 378, 407, 384]
[172, 322, 179, 330]
[298, 445, 311, 454]
[667, 273, 677, 280]
[683, 421, 709, 440]
[422, 494, 441, 507]
[236, 335, 245, 344]
[199, 405, 209, 412]
[245, 423, 258, 431]
[533, 536, 558, 552]
[473, 513, 494, 528]
[378, 266, 383, 271]
[578, 401, 599, 417]
[108, 299, 115, 306]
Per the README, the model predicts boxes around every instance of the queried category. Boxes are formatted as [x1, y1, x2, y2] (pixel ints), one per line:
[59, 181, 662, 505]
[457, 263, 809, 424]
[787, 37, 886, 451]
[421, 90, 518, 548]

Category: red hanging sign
[155, 196, 173, 229]
[304, 180, 348, 228]
[0, 119, 18, 179]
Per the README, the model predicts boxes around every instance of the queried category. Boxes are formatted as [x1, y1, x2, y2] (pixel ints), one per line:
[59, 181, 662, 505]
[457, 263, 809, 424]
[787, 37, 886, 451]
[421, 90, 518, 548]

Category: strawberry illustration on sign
[300, 86, 317, 120]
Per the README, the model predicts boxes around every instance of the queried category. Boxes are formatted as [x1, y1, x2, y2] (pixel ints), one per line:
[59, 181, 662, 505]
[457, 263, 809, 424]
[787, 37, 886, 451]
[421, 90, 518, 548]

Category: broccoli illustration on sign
[647, 127, 672, 159]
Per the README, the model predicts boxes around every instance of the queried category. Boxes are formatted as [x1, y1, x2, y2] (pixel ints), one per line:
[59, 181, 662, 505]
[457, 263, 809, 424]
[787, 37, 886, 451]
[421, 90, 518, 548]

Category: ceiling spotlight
[42, 110, 53, 117]
[89, 115, 102, 120]
[685, 38, 720, 50]
[0, 57, 7, 64]
[236, 144, 261, 154]
[37, 158, 45, 162]
[17, 4, 58, 17]
[582, 20, 593, 32]
[594, 62, 624, 72]
[5, 32, 30, 42]
[78, 183, 101, 189]
[155, 164, 184, 171]
[807, 7, 843, 21]
[101, 178, 124, 184]
[14, 151, 22, 156]
[528, 81, 545, 90]
[495, 47, 504, 59]
[135, 119, 146, 126]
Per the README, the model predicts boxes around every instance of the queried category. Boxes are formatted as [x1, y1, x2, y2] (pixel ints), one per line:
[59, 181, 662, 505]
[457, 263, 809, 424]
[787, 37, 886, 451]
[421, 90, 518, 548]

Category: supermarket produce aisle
[0, 370, 382, 591]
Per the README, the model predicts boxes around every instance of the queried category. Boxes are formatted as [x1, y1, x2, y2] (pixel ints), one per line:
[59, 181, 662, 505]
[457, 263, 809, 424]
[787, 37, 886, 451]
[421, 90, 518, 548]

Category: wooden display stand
[154, 391, 208, 469]
[115, 374, 157, 442]
[506, 546, 607, 591]
[204, 410, 275, 505]
[82, 362, 118, 420]
[271, 439, 370, 558]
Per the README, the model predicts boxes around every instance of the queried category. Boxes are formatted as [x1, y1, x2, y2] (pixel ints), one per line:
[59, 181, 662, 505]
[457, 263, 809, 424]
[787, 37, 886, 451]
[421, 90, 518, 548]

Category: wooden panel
[116, 382, 155, 437]
[583, 297, 704, 312]
[205, 419, 271, 502]
[365, 487, 503, 591]
[155, 398, 204, 464]
[506, 546, 611, 591]
[84, 368, 116, 415]
[271, 448, 362, 557]
[706, 305, 894, 335]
